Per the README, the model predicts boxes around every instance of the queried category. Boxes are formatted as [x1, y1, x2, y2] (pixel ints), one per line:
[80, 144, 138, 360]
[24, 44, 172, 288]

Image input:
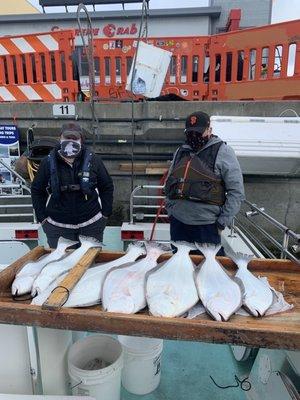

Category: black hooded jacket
[31, 146, 114, 224]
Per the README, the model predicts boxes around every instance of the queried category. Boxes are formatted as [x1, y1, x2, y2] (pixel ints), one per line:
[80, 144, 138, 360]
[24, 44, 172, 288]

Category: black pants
[42, 218, 107, 248]
[170, 215, 225, 256]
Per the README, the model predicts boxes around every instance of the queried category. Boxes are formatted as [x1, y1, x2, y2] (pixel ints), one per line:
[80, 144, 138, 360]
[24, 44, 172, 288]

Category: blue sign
[0, 125, 20, 146]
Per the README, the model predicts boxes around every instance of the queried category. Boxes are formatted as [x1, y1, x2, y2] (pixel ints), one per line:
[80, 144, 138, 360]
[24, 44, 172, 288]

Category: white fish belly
[195, 256, 242, 321]
[146, 249, 198, 317]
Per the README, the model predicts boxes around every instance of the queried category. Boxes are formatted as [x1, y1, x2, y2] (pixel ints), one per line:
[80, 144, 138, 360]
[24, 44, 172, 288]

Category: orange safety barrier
[90, 19, 300, 102]
[91, 36, 210, 101]
[207, 19, 300, 101]
[0, 30, 78, 102]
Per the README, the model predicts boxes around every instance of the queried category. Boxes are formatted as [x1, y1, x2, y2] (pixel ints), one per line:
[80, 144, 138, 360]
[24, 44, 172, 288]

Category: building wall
[211, 0, 272, 33]
[0, 0, 39, 15]
[0, 15, 210, 42]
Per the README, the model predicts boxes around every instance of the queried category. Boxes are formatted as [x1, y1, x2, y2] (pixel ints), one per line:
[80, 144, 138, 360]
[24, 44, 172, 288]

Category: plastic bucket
[118, 335, 163, 395]
[68, 335, 123, 400]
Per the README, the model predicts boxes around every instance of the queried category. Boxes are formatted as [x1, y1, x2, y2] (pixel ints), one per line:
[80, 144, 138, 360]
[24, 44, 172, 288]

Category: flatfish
[31, 236, 102, 296]
[102, 242, 166, 314]
[12, 237, 77, 296]
[32, 242, 146, 307]
[146, 241, 199, 317]
[231, 253, 273, 317]
[195, 243, 242, 321]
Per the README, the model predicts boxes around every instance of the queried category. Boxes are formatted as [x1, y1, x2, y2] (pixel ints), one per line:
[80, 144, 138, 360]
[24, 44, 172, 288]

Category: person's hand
[216, 222, 225, 235]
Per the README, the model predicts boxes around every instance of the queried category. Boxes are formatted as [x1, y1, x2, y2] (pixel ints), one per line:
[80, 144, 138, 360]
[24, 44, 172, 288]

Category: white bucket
[118, 335, 163, 395]
[68, 335, 123, 400]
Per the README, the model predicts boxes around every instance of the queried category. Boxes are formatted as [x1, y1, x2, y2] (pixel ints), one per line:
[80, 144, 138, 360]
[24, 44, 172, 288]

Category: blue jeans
[170, 215, 225, 256]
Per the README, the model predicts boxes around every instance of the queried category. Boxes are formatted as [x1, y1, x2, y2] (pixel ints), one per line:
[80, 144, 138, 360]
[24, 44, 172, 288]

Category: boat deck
[0, 249, 299, 351]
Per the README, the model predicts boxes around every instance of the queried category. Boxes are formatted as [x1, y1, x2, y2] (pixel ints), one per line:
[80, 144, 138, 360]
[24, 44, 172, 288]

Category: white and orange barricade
[90, 19, 300, 101]
[0, 30, 78, 102]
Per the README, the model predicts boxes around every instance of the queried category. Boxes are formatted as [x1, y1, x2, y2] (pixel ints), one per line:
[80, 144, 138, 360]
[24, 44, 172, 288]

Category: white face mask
[60, 139, 82, 158]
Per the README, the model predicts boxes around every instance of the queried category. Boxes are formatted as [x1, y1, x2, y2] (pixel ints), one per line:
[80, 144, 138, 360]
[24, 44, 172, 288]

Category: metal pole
[77, 3, 98, 148]
[281, 232, 290, 260]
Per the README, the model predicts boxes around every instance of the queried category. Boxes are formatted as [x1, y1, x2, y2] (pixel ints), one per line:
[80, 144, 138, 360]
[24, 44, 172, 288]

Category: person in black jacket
[31, 122, 114, 248]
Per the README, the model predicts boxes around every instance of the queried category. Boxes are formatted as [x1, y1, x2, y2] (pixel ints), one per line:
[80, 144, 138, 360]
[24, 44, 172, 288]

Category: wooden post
[0, 246, 47, 291]
[42, 247, 100, 311]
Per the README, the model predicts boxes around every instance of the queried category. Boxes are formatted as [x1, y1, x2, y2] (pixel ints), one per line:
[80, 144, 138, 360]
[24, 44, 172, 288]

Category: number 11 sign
[53, 104, 76, 117]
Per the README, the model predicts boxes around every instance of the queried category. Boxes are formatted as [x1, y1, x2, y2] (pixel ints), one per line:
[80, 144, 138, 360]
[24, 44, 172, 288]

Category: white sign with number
[53, 104, 76, 117]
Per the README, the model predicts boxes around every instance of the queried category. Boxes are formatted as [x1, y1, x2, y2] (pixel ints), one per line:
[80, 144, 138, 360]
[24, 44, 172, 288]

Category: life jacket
[164, 141, 225, 206]
[48, 147, 94, 201]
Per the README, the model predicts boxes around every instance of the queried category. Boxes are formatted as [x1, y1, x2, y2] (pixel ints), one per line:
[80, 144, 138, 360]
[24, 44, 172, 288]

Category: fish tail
[127, 242, 146, 255]
[171, 241, 196, 252]
[229, 252, 253, 268]
[195, 243, 221, 258]
[144, 241, 170, 254]
[78, 235, 103, 248]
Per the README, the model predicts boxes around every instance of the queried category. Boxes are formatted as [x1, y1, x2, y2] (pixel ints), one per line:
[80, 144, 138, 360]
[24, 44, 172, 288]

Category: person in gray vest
[164, 111, 244, 253]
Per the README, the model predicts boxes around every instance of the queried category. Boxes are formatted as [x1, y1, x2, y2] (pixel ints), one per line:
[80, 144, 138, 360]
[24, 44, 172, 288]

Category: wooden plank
[119, 163, 169, 172]
[42, 248, 100, 311]
[0, 246, 47, 291]
[0, 300, 298, 350]
[145, 168, 168, 175]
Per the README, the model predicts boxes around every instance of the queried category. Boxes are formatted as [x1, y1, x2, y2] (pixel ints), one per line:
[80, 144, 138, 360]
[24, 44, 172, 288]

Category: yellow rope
[27, 160, 39, 182]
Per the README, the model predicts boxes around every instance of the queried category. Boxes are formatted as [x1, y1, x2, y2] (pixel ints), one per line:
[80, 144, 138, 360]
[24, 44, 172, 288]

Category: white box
[126, 41, 172, 98]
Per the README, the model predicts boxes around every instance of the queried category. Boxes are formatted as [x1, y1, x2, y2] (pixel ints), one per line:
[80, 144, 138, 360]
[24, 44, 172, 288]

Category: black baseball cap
[60, 122, 83, 140]
[185, 111, 210, 134]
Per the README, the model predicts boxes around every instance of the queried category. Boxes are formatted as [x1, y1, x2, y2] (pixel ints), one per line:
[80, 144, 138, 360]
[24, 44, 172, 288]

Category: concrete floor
[122, 340, 253, 400]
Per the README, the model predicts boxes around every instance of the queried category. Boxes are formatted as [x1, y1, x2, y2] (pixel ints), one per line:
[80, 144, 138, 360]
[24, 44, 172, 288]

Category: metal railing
[129, 185, 300, 262]
[130, 185, 165, 224]
[235, 201, 300, 263]
[0, 159, 35, 222]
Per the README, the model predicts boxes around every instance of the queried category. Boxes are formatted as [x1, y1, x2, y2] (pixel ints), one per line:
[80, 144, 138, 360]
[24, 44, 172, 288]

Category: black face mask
[60, 139, 81, 158]
[185, 131, 208, 152]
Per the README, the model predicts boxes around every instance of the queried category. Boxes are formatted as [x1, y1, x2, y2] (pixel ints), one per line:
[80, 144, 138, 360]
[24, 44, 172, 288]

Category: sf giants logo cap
[190, 116, 198, 125]
[185, 111, 210, 133]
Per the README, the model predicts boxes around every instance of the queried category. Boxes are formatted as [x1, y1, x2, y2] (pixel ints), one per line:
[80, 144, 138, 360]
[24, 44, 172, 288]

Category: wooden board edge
[0, 302, 298, 350]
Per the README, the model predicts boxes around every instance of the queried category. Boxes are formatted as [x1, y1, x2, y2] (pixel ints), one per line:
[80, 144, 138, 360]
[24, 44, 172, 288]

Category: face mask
[60, 139, 81, 158]
[185, 131, 208, 152]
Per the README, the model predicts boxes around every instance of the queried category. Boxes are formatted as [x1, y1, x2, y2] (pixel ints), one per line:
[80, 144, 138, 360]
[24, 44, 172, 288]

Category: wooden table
[0, 250, 299, 350]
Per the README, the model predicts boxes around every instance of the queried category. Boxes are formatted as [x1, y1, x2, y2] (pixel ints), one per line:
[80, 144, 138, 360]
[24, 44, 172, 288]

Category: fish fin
[195, 243, 221, 258]
[57, 236, 78, 249]
[232, 276, 246, 298]
[129, 241, 145, 249]
[206, 308, 222, 321]
[228, 251, 254, 268]
[144, 241, 170, 253]
[243, 304, 259, 317]
[127, 242, 146, 255]
[171, 241, 196, 252]
[78, 235, 103, 248]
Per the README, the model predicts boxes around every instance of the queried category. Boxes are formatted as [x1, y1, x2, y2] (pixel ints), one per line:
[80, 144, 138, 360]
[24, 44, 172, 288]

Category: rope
[130, 0, 150, 193]
[27, 160, 39, 182]
[77, 3, 98, 149]
[50, 285, 70, 307]
[210, 375, 251, 392]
